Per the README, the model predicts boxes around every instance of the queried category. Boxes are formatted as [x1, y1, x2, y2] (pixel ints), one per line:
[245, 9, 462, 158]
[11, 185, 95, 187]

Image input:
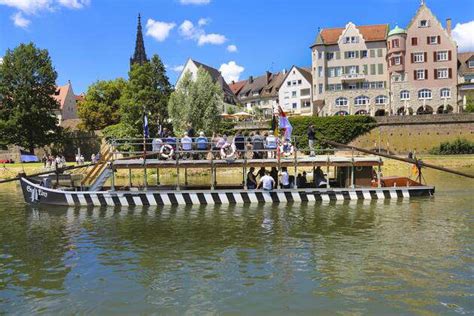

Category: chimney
[446, 18, 452, 36]
[231, 80, 235, 84]
[249, 76, 254, 83]
[266, 71, 271, 84]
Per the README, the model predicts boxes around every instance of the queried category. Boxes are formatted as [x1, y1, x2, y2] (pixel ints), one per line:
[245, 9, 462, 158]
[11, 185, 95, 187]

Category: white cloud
[198, 33, 226, 46]
[146, 19, 176, 42]
[198, 18, 209, 26]
[179, 0, 210, 5]
[179, 20, 200, 39]
[219, 61, 244, 83]
[227, 44, 237, 53]
[171, 65, 184, 72]
[57, 0, 90, 9]
[452, 21, 474, 52]
[11, 12, 31, 28]
[0, 0, 53, 14]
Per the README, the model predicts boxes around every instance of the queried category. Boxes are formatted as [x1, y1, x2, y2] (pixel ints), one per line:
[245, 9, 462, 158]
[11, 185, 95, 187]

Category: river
[0, 168, 472, 314]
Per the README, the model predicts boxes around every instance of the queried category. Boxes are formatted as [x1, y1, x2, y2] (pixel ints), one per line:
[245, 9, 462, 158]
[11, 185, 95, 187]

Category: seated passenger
[246, 167, 257, 189]
[233, 131, 245, 157]
[258, 171, 275, 191]
[196, 132, 208, 151]
[313, 166, 327, 188]
[181, 132, 193, 159]
[152, 138, 163, 153]
[280, 167, 291, 188]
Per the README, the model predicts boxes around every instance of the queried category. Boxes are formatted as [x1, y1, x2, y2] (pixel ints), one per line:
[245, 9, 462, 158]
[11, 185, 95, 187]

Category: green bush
[429, 138, 474, 155]
[288, 115, 377, 149]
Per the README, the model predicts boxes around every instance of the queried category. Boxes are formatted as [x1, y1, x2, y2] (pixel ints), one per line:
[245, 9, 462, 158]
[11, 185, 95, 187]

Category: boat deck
[112, 155, 383, 169]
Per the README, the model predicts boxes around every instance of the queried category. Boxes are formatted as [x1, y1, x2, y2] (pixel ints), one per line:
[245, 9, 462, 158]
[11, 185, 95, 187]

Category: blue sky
[1, 0, 473, 93]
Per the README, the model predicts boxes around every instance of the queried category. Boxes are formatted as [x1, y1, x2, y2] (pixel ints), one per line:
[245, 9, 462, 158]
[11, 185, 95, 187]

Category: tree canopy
[168, 67, 222, 135]
[78, 78, 127, 131]
[0, 42, 62, 152]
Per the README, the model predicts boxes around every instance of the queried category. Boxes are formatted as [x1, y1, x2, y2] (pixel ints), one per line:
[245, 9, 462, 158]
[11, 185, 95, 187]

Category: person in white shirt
[258, 171, 275, 190]
[280, 167, 290, 188]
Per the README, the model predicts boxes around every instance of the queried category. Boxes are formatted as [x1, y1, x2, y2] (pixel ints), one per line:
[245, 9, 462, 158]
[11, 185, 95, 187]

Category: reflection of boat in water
[19, 136, 434, 206]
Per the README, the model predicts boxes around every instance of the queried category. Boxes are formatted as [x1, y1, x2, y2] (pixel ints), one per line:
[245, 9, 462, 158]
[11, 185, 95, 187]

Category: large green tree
[120, 54, 172, 135]
[78, 78, 127, 131]
[0, 43, 62, 152]
[168, 67, 222, 135]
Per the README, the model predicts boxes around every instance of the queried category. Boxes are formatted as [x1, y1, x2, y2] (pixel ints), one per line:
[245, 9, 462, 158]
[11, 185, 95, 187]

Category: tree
[0, 43, 62, 152]
[168, 67, 222, 135]
[78, 78, 127, 131]
[120, 54, 172, 136]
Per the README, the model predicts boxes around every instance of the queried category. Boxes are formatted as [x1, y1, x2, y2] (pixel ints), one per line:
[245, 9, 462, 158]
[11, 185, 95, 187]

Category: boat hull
[20, 177, 435, 207]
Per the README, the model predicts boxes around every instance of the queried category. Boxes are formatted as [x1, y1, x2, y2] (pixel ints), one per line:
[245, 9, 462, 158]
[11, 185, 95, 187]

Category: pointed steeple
[130, 13, 148, 68]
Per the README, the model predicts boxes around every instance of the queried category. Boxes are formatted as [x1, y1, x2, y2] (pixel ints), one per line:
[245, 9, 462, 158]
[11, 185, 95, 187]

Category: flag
[143, 114, 149, 138]
[271, 114, 279, 136]
[278, 106, 293, 140]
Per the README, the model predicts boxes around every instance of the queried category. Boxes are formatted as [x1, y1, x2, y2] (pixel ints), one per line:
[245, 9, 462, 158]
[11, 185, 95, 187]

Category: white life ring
[160, 144, 174, 159]
[280, 144, 294, 157]
[221, 144, 236, 159]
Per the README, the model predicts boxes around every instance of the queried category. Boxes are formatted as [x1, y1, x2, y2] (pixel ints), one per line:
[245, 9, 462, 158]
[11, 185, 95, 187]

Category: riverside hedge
[289, 116, 377, 149]
[429, 138, 474, 155]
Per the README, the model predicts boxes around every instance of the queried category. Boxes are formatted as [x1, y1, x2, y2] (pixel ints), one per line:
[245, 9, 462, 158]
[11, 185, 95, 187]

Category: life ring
[280, 144, 294, 157]
[221, 144, 236, 159]
[356, 166, 364, 172]
[160, 144, 174, 159]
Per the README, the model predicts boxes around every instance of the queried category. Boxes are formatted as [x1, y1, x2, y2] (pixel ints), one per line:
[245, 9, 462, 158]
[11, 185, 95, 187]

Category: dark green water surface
[0, 169, 473, 314]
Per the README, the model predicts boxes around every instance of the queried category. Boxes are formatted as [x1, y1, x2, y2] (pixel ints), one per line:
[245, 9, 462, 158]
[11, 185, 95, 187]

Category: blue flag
[143, 114, 149, 138]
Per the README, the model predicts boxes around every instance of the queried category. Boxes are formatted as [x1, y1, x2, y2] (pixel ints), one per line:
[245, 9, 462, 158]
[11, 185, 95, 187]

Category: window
[400, 90, 410, 100]
[418, 89, 432, 99]
[375, 95, 388, 105]
[419, 20, 429, 27]
[287, 81, 291, 86]
[335, 67, 343, 77]
[377, 49, 383, 57]
[440, 88, 451, 98]
[291, 91, 297, 97]
[354, 96, 369, 106]
[436, 51, 448, 61]
[297, 79, 302, 85]
[378, 64, 384, 75]
[318, 52, 323, 59]
[300, 88, 310, 96]
[351, 36, 358, 43]
[318, 66, 323, 77]
[361, 50, 368, 58]
[468, 60, 474, 68]
[348, 84, 357, 90]
[335, 97, 348, 106]
[392, 39, 400, 48]
[428, 36, 439, 44]
[292, 103, 297, 109]
[370, 49, 376, 58]
[348, 65, 358, 74]
[302, 101, 311, 108]
[318, 84, 323, 94]
[377, 81, 385, 88]
[328, 68, 336, 77]
[326, 52, 334, 60]
[416, 69, 425, 80]
[370, 64, 376, 75]
[346, 51, 356, 59]
[292, 80, 297, 86]
[394, 56, 401, 65]
[414, 53, 424, 63]
[436, 68, 448, 79]
[411, 37, 418, 46]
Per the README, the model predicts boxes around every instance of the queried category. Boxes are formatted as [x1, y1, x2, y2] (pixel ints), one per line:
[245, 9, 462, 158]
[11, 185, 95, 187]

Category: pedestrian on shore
[307, 124, 316, 157]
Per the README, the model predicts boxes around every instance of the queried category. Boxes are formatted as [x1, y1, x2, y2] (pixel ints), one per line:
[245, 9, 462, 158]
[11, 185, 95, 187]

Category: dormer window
[419, 20, 429, 27]
[468, 60, 474, 68]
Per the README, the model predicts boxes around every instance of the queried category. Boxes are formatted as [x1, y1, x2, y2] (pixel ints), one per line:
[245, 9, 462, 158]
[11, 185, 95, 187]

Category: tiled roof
[229, 80, 247, 95]
[458, 52, 474, 76]
[261, 72, 285, 98]
[52, 83, 71, 110]
[296, 66, 312, 84]
[239, 74, 270, 98]
[312, 24, 389, 46]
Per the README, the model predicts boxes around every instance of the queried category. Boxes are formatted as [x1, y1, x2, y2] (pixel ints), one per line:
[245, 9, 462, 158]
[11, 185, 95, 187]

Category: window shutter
[448, 50, 452, 61]
[425, 69, 428, 79]
[412, 37, 417, 46]
[449, 68, 452, 79]
[427, 36, 430, 44]
[438, 36, 441, 44]
[434, 69, 438, 79]
[433, 52, 437, 62]
[424, 52, 427, 62]
[401, 56, 404, 65]
[411, 53, 414, 63]
[414, 70, 417, 80]
[355, 51, 359, 58]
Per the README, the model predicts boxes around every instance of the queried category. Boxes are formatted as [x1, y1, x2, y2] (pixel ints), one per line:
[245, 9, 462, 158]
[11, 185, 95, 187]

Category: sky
[1, 0, 473, 94]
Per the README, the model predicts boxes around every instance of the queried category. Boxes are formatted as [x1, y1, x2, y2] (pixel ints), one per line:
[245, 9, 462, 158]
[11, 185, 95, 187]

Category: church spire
[130, 13, 148, 68]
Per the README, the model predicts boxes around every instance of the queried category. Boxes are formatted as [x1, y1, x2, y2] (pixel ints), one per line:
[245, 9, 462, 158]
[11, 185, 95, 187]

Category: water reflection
[0, 171, 473, 314]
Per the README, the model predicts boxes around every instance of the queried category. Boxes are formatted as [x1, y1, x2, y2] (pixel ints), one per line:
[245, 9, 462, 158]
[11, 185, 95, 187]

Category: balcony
[341, 73, 366, 82]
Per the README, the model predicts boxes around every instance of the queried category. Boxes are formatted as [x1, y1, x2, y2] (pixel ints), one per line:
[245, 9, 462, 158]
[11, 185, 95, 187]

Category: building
[311, 23, 390, 116]
[52, 81, 80, 124]
[130, 14, 148, 68]
[457, 52, 474, 110]
[278, 66, 313, 115]
[229, 80, 247, 97]
[388, 3, 458, 115]
[237, 71, 286, 116]
[176, 58, 239, 112]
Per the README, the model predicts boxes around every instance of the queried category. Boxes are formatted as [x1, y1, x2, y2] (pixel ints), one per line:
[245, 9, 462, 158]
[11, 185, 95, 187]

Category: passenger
[186, 123, 195, 140]
[257, 167, 266, 179]
[246, 167, 257, 189]
[296, 173, 304, 188]
[265, 131, 278, 158]
[313, 166, 327, 188]
[181, 132, 193, 159]
[280, 167, 291, 188]
[258, 171, 275, 191]
[270, 167, 278, 186]
[251, 131, 264, 159]
[195, 131, 208, 159]
[233, 131, 245, 157]
[152, 137, 163, 153]
[302, 171, 308, 187]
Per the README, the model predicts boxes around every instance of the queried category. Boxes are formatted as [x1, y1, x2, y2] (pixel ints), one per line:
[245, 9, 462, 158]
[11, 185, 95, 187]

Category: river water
[0, 169, 473, 314]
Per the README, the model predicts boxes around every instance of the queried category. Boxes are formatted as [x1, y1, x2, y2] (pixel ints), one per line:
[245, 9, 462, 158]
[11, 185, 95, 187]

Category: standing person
[265, 131, 278, 158]
[42, 154, 47, 168]
[258, 171, 275, 191]
[251, 131, 264, 159]
[186, 123, 195, 140]
[280, 167, 290, 188]
[307, 124, 316, 157]
[246, 167, 257, 189]
[91, 153, 96, 164]
[270, 167, 278, 186]
[257, 167, 266, 180]
[233, 131, 245, 157]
